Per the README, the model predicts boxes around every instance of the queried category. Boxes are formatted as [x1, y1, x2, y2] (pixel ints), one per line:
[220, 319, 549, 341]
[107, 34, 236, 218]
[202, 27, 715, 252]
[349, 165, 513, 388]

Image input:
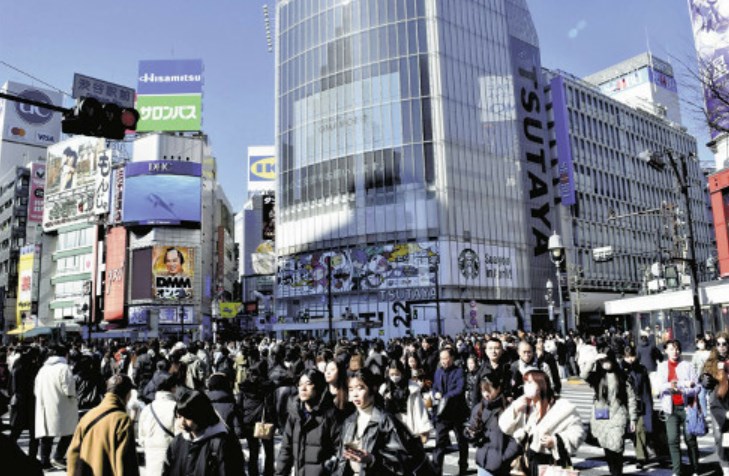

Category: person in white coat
[34, 344, 78, 471]
[138, 371, 179, 476]
[499, 367, 584, 476]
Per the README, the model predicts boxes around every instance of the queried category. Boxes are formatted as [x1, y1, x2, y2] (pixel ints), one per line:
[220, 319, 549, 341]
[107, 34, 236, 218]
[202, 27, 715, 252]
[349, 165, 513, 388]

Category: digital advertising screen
[122, 161, 201, 225]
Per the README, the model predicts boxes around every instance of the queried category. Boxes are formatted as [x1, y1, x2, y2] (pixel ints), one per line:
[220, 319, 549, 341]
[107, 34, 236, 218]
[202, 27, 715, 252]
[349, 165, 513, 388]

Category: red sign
[104, 227, 127, 321]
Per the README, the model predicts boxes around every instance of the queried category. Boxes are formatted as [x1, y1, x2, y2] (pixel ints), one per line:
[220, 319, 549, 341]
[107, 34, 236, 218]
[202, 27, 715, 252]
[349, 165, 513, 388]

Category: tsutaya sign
[378, 287, 436, 302]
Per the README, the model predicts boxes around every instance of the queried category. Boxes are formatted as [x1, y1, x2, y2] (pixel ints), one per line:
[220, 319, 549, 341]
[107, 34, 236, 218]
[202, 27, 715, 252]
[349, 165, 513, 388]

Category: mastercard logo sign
[249, 156, 276, 181]
[10, 127, 26, 137]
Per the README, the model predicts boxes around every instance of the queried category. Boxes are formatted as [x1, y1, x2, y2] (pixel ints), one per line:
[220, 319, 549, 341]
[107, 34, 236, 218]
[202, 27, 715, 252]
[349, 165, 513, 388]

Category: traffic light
[62, 97, 139, 140]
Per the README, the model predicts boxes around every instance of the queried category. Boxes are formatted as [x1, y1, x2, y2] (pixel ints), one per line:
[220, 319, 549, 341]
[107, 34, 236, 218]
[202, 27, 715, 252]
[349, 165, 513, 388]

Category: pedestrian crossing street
[7, 380, 725, 476]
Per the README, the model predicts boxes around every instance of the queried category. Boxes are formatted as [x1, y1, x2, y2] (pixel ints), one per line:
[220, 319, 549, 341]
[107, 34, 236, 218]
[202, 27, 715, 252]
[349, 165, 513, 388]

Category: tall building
[546, 67, 714, 330]
[274, 0, 558, 337]
[584, 53, 683, 126]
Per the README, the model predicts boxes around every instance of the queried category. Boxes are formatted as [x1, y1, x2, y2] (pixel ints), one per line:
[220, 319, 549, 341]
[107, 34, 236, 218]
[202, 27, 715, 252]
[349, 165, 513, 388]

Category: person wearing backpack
[162, 390, 246, 476]
[66, 374, 140, 476]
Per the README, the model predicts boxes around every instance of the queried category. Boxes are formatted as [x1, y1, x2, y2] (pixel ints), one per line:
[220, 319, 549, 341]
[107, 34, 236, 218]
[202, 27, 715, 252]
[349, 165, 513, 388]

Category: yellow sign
[249, 156, 276, 181]
[219, 302, 243, 318]
[16, 249, 35, 326]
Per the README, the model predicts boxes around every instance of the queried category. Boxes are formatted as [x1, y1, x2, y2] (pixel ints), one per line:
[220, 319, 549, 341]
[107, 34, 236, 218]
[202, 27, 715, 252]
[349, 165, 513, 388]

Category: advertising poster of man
[152, 246, 195, 301]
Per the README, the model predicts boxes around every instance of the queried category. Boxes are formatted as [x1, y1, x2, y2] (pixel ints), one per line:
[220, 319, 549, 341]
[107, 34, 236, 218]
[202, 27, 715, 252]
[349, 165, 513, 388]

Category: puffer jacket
[467, 396, 521, 475]
[274, 396, 341, 476]
[162, 421, 245, 476]
[206, 389, 243, 437]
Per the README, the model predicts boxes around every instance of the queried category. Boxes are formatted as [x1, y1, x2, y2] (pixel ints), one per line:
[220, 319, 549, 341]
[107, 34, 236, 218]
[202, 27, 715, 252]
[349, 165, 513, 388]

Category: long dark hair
[383, 359, 410, 414]
[589, 348, 629, 408]
[472, 376, 505, 434]
[326, 355, 349, 410]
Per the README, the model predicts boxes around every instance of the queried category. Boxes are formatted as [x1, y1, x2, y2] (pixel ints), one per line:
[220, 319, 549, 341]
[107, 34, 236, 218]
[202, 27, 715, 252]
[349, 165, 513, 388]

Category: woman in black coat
[238, 362, 275, 476]
[205, 373, 243, 437]
[465, 374, 521, 475]
[8, 346, 41, 459]
[72, 353, 105, 419]
[622, 345, 654, 470]
[275, 368, 341, 476]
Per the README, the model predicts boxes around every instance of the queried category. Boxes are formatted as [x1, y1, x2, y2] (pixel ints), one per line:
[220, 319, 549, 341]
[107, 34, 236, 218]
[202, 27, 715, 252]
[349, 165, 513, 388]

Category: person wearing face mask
[499, 368, 584, 476]
[580, 346, 637, 476]
[379, 359, 432, 444]
[275, 368, 341, 476]
[700, 332, 729, 475]
[692, 337, 711, 415]
[465, 374, 521, 476]
[622, 345, 654, 470]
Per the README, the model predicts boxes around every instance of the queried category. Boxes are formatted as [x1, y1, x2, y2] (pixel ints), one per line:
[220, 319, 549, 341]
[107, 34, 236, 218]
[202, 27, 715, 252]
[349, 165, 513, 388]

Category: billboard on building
[248, 146, 275, 191]
[122, 161, 202, 225]
[277, 242, 437, 297]
[159, 306, 195, 325]
[104, 227, 127, 322]
[136, 59, 203, 132]
[28, 163, 45, 223]
[131, 248, 153, 300]
[0, 81, 62, 147]
[43, 137, 106, 231]
[152, 246, 195, 301]
[16, 245, 37, 326]
[550, 76, 576, 206]
[219, 302, 243, 318]
[262, 194, 275, 240]
[93, 152, 112, 215]
[688, 0, 729, 138]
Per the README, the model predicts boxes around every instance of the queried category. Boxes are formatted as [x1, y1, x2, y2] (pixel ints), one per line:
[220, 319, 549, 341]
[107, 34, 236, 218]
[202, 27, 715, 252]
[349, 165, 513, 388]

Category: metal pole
[555, 265, 566, 336]
[434, 257, 442, 335]
[326, 257, 333, 343]
[180, 306, 185, 342]
[675, 153, 704, 336]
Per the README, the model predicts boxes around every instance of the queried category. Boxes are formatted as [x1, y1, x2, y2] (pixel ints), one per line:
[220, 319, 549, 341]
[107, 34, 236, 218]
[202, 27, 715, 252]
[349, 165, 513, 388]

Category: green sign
[136, 94, 202, 132]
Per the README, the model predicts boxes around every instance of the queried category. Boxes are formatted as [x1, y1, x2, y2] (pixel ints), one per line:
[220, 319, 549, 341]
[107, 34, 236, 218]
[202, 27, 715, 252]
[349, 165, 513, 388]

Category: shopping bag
[254, 407, 274, 440]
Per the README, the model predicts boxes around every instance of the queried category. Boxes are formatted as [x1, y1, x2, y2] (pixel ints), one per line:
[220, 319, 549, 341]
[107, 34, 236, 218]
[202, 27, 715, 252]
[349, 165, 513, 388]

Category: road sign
[592, 246, 614, 262]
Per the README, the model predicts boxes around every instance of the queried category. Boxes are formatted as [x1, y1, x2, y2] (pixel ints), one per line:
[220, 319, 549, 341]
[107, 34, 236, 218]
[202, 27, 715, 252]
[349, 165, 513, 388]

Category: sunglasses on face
[718, 341, 728, 347]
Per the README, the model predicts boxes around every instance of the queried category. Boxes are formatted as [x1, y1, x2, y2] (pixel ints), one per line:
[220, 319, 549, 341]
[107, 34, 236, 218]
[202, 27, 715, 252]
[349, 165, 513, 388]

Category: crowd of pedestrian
[0, 328, 727, 476]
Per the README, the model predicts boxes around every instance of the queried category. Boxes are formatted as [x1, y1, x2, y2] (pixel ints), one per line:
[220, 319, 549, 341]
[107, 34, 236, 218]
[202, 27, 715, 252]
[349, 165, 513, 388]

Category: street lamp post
[179, 306, 186, 342]
[639, 149, 704, 335]
[548, 231, 567, 335]
[429, 254, 442, 335]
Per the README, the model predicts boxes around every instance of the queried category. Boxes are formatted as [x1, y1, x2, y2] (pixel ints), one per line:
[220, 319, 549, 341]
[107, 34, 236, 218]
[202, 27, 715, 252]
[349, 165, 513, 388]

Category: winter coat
[467, 397, 521, 475]
[134, 352, 161, 401]
[472, 360, 512, 407]
[237, 376, 275, 430]
[623, 360, 654, 433]
[74, 355, 104, 412]
[34, 356, 79, 438]
[537, 351, 561, 394]
[0, 432, 43, 475]
[162, 421, 245, 476]
[581, 356, 637, 453]
[180, 353, 207, 391]
[656, 359, 699, 414]
[364, 352, 388, 383]
[465, 369, 479, 408]
[379, 381, 433, 437]
[637, 340, 661, 372]
[275, 396, 341, 476]
[206, 389, 244, 437]
[332, 404, 426, 476]
[138, 391, 178, 476]
[499, 398, 585, 461]
[432, 364, 469, 422]
[8, 354, 38, 431]
[66, 393, 140, 476]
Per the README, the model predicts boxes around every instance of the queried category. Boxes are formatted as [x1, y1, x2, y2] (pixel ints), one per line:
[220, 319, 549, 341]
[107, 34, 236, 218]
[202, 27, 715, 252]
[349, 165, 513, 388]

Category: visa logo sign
[249, 156, 275, 181]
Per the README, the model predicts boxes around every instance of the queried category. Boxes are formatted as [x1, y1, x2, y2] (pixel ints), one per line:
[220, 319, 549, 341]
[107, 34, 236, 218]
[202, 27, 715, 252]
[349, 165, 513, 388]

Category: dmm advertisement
[152, 246, 195, 301]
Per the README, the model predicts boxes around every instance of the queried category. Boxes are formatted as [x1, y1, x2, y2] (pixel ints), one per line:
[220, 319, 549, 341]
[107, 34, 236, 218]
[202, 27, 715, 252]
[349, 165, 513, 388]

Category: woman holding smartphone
[333, 368, 431, 476]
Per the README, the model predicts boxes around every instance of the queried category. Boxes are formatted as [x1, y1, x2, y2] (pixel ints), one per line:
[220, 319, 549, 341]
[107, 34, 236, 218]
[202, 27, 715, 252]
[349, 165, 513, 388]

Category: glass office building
[274, 0, 558, 336]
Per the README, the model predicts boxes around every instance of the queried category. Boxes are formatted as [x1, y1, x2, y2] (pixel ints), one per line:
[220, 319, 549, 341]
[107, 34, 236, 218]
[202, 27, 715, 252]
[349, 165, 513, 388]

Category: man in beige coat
[66, 374, 140, 476]
[35, 345, 78, 470]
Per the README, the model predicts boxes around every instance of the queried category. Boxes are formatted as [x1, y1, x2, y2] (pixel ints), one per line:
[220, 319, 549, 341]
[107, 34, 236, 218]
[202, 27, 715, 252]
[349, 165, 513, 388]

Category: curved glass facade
[275, 0, 555, 333]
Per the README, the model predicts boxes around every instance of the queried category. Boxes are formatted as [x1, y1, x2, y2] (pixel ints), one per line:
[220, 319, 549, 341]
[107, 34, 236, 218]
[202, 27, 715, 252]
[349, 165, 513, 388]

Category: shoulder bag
[150, 402, 175, 438]
[254, 406, 274, 440]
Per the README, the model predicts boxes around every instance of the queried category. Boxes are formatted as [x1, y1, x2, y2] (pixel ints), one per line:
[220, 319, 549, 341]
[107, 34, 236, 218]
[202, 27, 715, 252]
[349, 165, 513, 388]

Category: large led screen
[122, 161, 201, 225]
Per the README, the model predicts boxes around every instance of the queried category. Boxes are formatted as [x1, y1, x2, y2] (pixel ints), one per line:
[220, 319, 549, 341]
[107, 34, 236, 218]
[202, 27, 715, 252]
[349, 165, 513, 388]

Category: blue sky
[0, 0, 707, 210]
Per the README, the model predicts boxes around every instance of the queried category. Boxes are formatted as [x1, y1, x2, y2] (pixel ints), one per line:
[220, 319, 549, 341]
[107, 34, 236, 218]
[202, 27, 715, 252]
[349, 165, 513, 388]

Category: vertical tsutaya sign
[152, 246, 195, 301]
[28, 163, 46, 223]
[104, 227, 127, 322]
[16, 245, 36, 326]
[0, 81, 62, 146]
[262, 193, 276, 240]
[136, 59, 204, 132]
[550, 76, 576, 206]
[688, 1, 729, 138]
